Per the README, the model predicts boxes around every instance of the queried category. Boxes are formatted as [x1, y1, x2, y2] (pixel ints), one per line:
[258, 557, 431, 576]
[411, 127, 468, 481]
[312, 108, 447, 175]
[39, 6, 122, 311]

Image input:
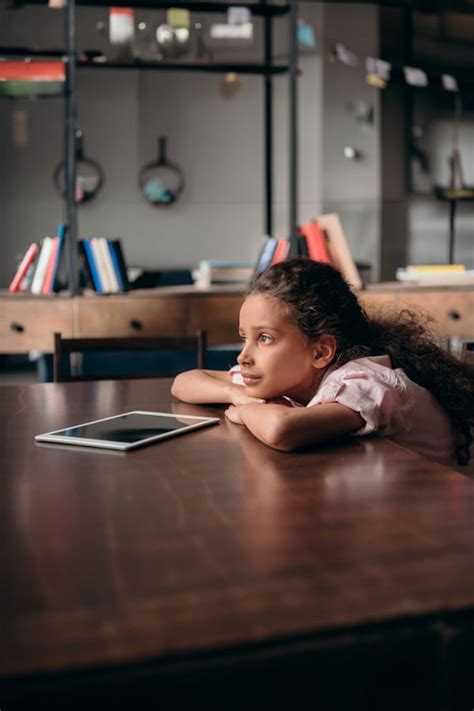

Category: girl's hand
[225, 405, 245, 425]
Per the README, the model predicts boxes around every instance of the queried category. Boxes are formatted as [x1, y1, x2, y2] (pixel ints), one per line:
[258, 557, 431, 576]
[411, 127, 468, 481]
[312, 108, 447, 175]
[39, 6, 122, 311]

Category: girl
[172, 259, 473, 467]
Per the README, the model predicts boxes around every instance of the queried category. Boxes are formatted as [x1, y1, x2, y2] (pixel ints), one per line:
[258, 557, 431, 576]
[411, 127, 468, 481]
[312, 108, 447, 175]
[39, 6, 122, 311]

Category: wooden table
[2, 379, 474, 710]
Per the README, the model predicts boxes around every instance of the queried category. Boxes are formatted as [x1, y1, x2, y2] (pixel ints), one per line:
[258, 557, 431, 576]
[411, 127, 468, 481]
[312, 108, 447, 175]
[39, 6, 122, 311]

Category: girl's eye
[259, 334, 272, 344]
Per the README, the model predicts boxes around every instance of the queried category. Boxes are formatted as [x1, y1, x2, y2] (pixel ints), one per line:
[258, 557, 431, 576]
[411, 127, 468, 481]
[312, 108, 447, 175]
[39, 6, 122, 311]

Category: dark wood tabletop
[2, 379, 474, 709]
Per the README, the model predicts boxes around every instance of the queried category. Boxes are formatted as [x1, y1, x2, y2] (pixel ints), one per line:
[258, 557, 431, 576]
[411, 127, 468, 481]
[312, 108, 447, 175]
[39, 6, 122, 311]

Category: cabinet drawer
[188, 295, 244, 345]
[74, 297, 188, 338]
[0, 298, 73, 353]
[398, 291, 474, 338]
[360, 291, 398, 316]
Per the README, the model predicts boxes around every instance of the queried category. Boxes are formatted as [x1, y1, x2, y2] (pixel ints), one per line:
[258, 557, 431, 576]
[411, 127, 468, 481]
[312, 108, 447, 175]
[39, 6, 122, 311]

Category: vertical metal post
[448, 199, 456, 264]
[65, 0, 79, 295]
[263, 0, 273, 237]
[288, 0, 299, 254]
[403, 7, 413, 194]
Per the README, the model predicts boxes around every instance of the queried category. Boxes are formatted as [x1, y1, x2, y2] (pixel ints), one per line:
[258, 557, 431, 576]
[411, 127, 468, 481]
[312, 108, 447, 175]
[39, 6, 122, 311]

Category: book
[203, 266, 253, 282]
[51, 224, 66, 292]
[78, 240, 96, 291]
[8, 243, 39, 293]
[30, 237, 54, 294]
[396, 268, 474, 284]
[110, 239, 131, 291]
[98, 237, 120, 293]
[270, 239, 290, 265]
[405, 264, 466, 273]
[20, 249, 41, 292]
[195, 260, 253, 288]
[82, 239, 105, 293]
[255, 237, 277, 274]
[300, 221, 331, 263]
[41, 236, 59, 294]
[91, 237, 113, 293]
[199, 260, 254, 269]
[107, 240, 125, 292]
[316, 214, 363, 290]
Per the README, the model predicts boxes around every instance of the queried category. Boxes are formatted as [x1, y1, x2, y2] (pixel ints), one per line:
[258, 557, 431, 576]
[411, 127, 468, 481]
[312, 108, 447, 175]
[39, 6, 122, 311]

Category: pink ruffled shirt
[230, 355, 458, 467]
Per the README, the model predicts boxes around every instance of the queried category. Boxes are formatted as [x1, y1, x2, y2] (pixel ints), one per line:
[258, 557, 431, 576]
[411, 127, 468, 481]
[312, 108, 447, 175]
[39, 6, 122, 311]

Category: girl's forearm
[235, 401, 364, 451]
[171, 369, 240, 404]
[236, 404, 294, 450]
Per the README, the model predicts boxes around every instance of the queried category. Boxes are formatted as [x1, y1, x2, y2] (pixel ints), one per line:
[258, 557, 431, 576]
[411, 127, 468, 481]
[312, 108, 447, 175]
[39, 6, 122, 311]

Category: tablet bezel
[35, 410, 220, 451]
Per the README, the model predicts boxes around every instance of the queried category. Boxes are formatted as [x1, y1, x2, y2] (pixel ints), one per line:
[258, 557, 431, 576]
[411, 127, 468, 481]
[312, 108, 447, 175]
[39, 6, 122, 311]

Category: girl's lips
[242, 374, 261, 386]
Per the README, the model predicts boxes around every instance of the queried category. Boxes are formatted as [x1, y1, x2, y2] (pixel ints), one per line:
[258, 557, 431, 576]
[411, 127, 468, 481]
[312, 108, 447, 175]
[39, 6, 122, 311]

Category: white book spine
[98, 237, 120, 293]
[91, 237, 112, 293]
[30, 237, 53, 294]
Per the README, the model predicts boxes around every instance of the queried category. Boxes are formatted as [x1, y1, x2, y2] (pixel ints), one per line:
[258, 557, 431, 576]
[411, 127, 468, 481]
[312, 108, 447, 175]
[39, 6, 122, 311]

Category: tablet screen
[35, 411, 219, 450]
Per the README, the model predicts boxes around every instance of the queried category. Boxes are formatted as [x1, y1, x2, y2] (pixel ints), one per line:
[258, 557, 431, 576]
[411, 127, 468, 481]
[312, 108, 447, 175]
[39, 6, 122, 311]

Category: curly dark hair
[248, 258, 474, 465]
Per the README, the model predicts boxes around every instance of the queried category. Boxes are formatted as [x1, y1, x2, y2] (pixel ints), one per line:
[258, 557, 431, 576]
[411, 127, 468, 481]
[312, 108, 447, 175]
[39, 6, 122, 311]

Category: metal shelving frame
[8, 0, 299, 294]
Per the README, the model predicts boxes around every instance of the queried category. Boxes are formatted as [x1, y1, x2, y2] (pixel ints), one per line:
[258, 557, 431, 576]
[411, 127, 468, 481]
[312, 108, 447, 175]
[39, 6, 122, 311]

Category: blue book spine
[51, 223, 66, 292]
[83, 238, 104, 294]
[256, 237, 277, 274]
[107, 240, 125, 292]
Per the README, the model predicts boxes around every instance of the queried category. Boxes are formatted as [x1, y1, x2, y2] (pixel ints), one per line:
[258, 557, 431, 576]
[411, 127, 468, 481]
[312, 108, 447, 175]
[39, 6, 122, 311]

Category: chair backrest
[461, 341, 474, 366]
[53, 331, 207, 383]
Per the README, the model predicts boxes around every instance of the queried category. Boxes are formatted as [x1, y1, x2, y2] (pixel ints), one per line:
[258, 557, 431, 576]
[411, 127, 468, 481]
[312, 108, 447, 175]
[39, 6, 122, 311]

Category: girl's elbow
[171, 370, 193, 399]
[170, 379, 179, 398]
[170, 378, 181, 399]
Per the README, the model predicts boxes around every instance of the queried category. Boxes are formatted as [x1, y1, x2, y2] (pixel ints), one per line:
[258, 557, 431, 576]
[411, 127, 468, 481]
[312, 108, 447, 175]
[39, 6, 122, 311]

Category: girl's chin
[246, 385, 277, 400]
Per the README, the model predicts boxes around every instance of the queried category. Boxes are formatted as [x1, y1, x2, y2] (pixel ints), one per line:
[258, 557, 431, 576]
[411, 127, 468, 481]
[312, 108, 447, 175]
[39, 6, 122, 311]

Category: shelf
[16, 0, 290, 16]
[0, 50, 289, 75]
[77, 59, 289, 74]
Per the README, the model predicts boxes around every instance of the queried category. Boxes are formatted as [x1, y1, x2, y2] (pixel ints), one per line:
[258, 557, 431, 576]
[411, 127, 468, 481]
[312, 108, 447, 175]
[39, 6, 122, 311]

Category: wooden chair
[53, 331, 207, 383]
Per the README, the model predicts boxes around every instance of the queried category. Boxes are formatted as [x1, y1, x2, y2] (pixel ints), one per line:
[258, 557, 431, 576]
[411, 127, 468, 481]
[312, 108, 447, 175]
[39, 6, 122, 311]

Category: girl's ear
[312, 335, 337, 369]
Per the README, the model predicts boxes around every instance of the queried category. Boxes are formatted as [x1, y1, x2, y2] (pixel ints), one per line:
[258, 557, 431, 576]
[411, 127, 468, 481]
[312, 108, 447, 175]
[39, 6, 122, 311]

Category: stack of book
[396, 264, 474, 285]
[8, 226, 67, 294]
[79, 237, 130, 294]
[254, 214, 362, 290]
[9, 229, 130, 294]
[193, 260, 254, 289]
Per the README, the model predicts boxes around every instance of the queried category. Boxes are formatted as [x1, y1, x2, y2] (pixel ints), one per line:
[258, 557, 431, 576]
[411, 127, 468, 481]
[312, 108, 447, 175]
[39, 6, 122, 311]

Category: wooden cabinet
[0, 296, 73, 354]
[73, 294, 189, 339]
[361, 284, 474, 339]
[396, 289, 474, 338]
[1, 285, 473, 354]
[0, 287, 245, 353]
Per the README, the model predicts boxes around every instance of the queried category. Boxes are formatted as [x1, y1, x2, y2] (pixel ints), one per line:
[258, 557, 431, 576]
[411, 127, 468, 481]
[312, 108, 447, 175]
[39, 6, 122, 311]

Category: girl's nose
[237, 342, 253, 366]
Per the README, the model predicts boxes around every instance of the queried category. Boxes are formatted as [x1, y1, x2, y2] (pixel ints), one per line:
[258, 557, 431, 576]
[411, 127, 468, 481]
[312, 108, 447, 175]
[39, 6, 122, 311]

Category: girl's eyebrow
[244, 325, 281, 332]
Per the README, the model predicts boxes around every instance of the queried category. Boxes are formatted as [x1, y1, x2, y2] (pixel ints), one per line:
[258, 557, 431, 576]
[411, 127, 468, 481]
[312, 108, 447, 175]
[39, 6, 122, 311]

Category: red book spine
[300, 221, 331, 264]
[8, 243, 39, 293]
[41, 237, 59, 294]
[271, 239, 290, 265]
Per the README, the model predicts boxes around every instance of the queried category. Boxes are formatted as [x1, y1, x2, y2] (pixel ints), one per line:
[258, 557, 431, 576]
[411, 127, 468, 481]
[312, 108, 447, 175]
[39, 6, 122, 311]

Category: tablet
[35, 410, 220, 451]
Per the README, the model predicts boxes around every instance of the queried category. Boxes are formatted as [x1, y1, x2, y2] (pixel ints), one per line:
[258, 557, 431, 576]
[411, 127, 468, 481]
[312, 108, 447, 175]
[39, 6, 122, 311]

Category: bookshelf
[4, 0, 299, 296]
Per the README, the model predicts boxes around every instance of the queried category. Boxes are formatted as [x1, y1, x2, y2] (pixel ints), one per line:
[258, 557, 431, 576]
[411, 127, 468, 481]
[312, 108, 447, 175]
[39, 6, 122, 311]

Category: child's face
[237, 294, 323, 405]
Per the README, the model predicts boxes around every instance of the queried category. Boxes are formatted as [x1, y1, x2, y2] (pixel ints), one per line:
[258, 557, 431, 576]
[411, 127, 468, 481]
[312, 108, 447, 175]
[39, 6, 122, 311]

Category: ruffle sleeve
[313, 359, 409, 436]
[229, 365, 244, 386]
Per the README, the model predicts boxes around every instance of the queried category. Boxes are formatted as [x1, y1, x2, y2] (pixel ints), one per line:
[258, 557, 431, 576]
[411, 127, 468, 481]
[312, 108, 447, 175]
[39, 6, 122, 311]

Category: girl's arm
[171, 369, 264, 405]
[225, 402, 364, 451]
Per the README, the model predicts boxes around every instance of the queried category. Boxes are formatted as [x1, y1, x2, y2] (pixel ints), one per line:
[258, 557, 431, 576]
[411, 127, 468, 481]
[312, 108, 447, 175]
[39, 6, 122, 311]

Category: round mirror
[139, 136, 184, 206]
[53, 130, 104, 204]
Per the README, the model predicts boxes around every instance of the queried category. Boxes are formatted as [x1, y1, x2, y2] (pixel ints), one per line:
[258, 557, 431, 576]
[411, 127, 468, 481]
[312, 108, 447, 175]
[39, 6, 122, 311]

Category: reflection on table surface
[2, 378, 474, 694]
